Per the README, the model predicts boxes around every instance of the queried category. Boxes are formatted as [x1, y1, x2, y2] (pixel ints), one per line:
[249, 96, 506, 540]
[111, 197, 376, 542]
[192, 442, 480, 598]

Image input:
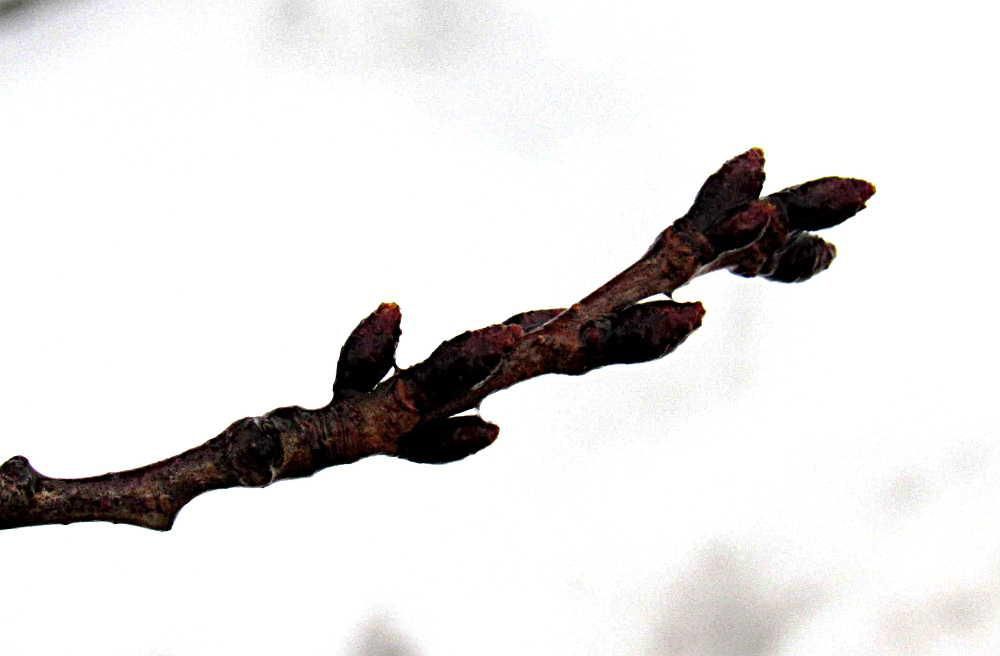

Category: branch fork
[0, 148, 875, 531]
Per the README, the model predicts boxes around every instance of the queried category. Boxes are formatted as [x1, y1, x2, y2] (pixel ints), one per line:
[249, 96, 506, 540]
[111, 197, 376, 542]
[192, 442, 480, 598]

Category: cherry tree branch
[0, 149, 875, 531]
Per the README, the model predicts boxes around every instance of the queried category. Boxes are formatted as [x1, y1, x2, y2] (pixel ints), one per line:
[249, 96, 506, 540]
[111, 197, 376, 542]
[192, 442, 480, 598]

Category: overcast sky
[1, 1, 998, 655]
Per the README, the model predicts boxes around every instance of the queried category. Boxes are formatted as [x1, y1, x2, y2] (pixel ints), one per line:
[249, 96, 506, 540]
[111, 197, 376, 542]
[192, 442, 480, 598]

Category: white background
[1, 1, 997, 654]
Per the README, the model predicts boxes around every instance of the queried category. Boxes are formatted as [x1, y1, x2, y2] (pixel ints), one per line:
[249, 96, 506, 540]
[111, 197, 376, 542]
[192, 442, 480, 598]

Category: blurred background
[1, 1, 997, 654]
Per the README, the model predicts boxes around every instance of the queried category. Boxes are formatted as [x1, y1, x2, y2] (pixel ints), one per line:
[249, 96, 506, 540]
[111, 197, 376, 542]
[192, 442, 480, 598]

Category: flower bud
[701, 200, 777, 254]
[565, 301, 704, 373]
[334, 302, 402, 399]
[686, 148, 766, 230]
[403, 324, 523, 410]
[765, 233, 837, 283]
[396, 416, 500, 464]
[771, 177, 875, 231]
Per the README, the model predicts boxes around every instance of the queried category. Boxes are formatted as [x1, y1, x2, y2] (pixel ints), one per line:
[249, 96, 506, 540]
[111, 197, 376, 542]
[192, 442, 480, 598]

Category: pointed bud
[396, 416, 500, 464]
[771, 177, 875, 231]
[503, 308, 565, 332]
[403, 324, 523, 410]
[686, 148, 766, 231]
[702, 200, 778, 254]
[765, 233, 837, 283]
[604, 301, 705, 364]
[565, 301, 704, 373]
[723, 208, 791, 278]
[333, 302, 402, 399]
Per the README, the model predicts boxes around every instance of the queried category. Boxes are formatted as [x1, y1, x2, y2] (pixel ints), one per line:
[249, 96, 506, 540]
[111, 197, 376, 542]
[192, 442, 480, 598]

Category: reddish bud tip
[765, 233, 837, 283]
[687, 148, 767, 230]
[370, 303, 403, 334]
[772, 177, 876, 231]
[396, 416, 500, 464]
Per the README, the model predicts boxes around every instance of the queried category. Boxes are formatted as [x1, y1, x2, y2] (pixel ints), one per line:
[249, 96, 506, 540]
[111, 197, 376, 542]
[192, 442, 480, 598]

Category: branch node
[221, 418, 285, 487]
[0, 456, 41, 509]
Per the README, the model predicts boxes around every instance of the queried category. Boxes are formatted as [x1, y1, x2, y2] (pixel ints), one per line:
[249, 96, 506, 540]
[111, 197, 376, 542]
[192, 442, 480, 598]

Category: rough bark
[0, 148, 875, 531]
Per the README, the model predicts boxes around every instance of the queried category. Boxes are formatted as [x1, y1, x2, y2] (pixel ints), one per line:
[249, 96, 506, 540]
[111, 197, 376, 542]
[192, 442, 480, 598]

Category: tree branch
[0, 148, 875, 531]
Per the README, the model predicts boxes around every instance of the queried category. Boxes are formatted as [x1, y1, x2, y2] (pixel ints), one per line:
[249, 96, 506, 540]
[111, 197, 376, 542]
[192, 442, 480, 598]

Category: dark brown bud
[765, 233, 837, 283]
[334, 302, 402, 399]
[566, 301, 704, 373]
[396, 416, 500, 464]
[605, 301, 705, 364]
[686, 148, 766, 231]
[771, 177, 875, 231]
[724, 208, 791, 278]
[503, 308, 566, 332]
[701, 200, 778, 255]
[403, 324, 523, 410]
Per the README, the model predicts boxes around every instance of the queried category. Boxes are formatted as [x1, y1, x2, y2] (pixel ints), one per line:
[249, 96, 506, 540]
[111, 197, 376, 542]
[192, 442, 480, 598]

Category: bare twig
[0, 149, 875, 531]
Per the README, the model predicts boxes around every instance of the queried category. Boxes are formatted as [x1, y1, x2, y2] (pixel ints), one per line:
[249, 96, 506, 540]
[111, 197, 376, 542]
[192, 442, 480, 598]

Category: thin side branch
[0, 149, 875, 531]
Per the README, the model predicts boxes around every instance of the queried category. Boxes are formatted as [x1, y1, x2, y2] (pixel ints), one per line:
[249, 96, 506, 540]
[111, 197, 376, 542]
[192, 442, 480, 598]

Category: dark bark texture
[0, 149, 875, 531]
